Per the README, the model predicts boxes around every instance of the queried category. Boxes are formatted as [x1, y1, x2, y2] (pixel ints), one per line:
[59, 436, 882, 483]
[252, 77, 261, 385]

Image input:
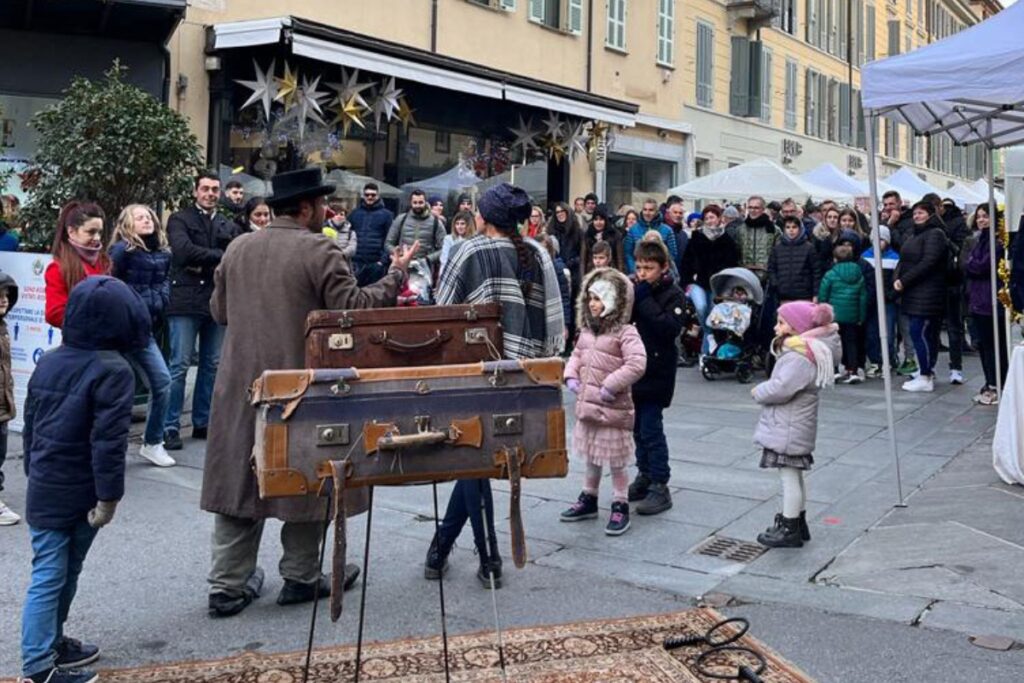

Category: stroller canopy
[709, 267, 764, 305]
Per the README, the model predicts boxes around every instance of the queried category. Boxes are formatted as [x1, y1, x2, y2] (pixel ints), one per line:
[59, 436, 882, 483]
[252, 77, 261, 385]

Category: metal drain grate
[692, 536, 767, 563]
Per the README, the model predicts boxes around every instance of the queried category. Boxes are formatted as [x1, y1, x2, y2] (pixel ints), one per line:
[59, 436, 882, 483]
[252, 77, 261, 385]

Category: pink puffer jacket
[564, 268, 648, 429]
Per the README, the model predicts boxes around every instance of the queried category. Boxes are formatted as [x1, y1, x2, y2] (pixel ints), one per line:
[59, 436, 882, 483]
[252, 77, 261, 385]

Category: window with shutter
[696, 22, 715, 108]
[748, 41, 763, 118]
[805, 69, 818, 136]
[730, 37, 751, 116]
[501, 0, 516, 9]
[806, 0, 818, 46]
[785, 59, 798, 130]
[657, 0, 674, 65]
[568, 0, 583, 33]
[818, 73, 828, 138]
[866, 5, 875, 60]
[854, 0, 864, 64]
[887, 19, 900, 56]
[854, 88, 866, 148]
[606, 0, 627, 50]
[839, 83, 851, 144]
[761, 48, 773, 124]
[529, 0, 544, 20]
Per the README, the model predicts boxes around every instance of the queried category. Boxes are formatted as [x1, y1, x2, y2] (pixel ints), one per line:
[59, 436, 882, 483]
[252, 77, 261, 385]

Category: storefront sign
[0, 252, 62, 432]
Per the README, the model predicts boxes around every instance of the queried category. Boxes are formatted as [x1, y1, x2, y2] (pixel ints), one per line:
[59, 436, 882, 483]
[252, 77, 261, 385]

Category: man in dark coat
[882, 190, 916, 252]
[941, 198, 971, 384]
[349, 182, 395, 286]
[164, 171, 242, 451]
[768, 216, 822, 302]
[203, 168, 416, 618]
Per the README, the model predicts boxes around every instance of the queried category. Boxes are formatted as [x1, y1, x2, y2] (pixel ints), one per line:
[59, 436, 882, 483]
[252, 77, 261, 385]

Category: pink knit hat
[777, 301, 834, 334]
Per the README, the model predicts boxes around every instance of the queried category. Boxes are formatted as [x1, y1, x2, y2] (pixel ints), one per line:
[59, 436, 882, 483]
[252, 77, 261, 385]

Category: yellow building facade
[163, 0, 998, 208]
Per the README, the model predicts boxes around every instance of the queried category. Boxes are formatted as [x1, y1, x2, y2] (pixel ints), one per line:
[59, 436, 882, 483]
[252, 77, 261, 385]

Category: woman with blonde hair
[109, 204, 175, 467]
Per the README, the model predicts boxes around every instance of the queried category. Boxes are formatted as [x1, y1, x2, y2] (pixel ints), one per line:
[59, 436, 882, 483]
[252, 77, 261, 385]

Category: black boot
[424, 532, 452, 580]
[209, 567, 265, 618]
[757, 516, 804, 548]
[763, 513, 783, 535]
[475, 537, 503, 589]
[798, 510, 811, 541]
[627, 473, 651, 503]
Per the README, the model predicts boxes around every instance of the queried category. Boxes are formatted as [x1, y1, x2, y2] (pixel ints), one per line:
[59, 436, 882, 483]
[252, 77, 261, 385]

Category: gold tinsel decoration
[995, 209, 1022, 323]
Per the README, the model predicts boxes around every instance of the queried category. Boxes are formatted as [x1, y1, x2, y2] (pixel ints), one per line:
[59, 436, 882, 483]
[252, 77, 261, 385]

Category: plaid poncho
[436, 235, 565, 359]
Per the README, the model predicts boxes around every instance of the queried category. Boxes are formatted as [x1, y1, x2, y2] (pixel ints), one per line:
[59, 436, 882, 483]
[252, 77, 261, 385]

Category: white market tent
[861, 3, 1021, 500]
[400, 163, 480, 198]
[882, 167, 942, 204]
[324, 169, 401, 198]
[800, 162, 900, 198]
[947, 180, 989, 207]
[971, 178, 1005, 204]
[667, 158, 854, 203]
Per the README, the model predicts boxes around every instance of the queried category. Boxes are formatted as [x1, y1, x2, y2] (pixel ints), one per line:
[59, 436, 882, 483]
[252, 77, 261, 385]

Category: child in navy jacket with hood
[20, 276, 151, 683]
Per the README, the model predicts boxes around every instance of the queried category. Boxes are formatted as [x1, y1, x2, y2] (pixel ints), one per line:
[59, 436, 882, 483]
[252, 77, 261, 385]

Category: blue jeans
[634, 401, 670, 484]
[125, 339, 171, 445]
[909, 315, 942, 377]
[686, 284, 712, 354]
[22, 521, 98, 677]
[866, 301, 898, 366]
[165, 315, 224, 434]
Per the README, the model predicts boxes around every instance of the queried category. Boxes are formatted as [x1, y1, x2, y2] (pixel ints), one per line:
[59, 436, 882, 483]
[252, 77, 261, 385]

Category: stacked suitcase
[250, 303, 568, 619]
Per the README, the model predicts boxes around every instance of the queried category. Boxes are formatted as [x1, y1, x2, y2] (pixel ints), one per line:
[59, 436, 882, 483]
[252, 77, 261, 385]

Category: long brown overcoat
[200, 216, 402, 522]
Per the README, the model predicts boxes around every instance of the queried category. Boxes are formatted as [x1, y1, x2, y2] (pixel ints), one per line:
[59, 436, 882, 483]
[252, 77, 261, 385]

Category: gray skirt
[759, 448, 814, 471]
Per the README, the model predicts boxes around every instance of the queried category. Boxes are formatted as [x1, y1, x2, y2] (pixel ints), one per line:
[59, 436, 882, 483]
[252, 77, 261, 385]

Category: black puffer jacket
[941, 205, 971, 286]
[630, 272, 686, 408]
[767, 232, 821, 301]
[167, 206, 241, 317]
[895, 218, 948, 317]
[581, 223, 626, 274]
[679, 230, 740, 290]
[887, 208, 916, 253]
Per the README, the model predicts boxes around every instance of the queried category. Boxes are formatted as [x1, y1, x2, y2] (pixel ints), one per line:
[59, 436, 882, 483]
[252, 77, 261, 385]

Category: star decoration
[507, 115, 540, 158]
[235, 59, 278, 120]
[370, 77, 403, 131]
[281, 74, 329, 139]
[567, 122, 590, 162]
[274, 61, 300, 111]
[396, 97, 417, 135]
[543, 135, 567, 164]
[333, 95, 367, 137]
[542, 111, 566, 139]
[588, 120, 612, 156]
[327, 67, 373, 112]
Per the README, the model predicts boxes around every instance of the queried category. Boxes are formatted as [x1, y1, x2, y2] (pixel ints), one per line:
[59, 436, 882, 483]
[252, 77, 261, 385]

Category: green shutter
[805, 69, 815, 135]
[866, 5, 875, 60]
[569, 0, 583, 33]
[839, 83, 851, 144]
[529, 0, 544, 21]
[748, 41, 764, 119]
[730, 36, 751, 116]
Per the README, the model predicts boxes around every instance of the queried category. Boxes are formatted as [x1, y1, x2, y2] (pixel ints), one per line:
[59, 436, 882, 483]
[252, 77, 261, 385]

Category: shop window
[606, 155, 676, 211]
[606, 0, 627, 51]
[696, 21, 715, 108]
[0, 93, 60, 202]
[529, 0, 582, 33]
[657, 0, 674, 66]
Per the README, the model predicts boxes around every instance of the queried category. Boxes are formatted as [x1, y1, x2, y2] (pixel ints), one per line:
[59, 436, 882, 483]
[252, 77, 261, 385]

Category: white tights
[779, 467, 807, 518]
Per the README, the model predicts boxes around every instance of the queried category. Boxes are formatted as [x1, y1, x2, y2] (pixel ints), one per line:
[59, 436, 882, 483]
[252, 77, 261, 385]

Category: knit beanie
[778, 301, 834, 335]
[478, 183, 532, 231]
[588, 277, 618, 318]
[876, 225, 891, 244]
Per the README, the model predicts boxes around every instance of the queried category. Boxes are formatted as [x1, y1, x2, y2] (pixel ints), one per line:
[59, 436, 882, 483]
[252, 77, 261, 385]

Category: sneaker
[0, 497, 21, 526]
[978, 388, 1000, 406]
[636, 482, 673, 516]
[950, 369, 964, 385]
[627, 473, 651, 503]
[560, 492, 599, 522]
[865, 363, 882, 379]
[163, 430, 183, 451]
[834, 371, 849, 381]
[139, 443, 176, 468]
[971, 386, 991, 404]
[605, 502, 631, 536]
[902, 374, 935, 393]
[897, 359, 919, 376]
[22, 667, 98, 683]
[191, 425, 208, 440]
[54, 637, 99, 669]
[841, 372, 863, 385]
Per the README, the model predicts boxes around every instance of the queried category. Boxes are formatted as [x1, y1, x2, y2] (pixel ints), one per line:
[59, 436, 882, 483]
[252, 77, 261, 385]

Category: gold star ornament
[274, 61, 300, 111]
[334, 95, 367, 137]
[396, 97, 417, 134]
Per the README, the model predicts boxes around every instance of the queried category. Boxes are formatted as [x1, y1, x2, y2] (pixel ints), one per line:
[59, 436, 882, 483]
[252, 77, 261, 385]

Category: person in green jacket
[818, 243, 867, 384]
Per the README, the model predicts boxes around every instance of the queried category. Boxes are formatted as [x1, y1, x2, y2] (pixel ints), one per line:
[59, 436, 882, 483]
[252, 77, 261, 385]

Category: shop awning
[0, 0, 184, 43]
[209, 16, 638, 127]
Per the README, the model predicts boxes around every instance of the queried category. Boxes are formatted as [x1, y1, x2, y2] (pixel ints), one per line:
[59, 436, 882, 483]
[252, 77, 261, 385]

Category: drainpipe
[431, 0, 438, 52]
[586, 0, 594, 91]
[161, 12, 184, 106]
[848, 0, 854, 150]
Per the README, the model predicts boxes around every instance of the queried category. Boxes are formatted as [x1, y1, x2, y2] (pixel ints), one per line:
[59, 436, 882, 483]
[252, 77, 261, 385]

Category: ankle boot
[424, 532, 453, 580]
[763, 513, 783, 535]
[757, 515, 804, 548]
[476, 540, 503, 589]
[798, 510, 811, 541]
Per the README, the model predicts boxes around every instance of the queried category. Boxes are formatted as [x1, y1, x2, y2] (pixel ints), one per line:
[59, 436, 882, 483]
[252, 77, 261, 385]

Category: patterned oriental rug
[78, 608, 815, 682]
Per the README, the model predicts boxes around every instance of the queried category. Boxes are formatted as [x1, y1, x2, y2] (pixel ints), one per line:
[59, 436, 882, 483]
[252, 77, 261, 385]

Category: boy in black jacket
[628, 239, 687, 515]
[767, 216, 821, 303]
[21, 277, 151, 683]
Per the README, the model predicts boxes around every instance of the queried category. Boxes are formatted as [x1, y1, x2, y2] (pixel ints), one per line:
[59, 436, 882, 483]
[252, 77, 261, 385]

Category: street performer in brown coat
[202, 167, 417, 618]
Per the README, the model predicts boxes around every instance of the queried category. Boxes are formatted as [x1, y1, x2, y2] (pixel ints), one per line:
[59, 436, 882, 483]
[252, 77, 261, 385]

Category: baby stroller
[699, 267, 764, 383]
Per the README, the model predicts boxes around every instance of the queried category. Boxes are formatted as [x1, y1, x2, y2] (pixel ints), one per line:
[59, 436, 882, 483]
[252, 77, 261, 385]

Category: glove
[635, 281, 652, 301]
[599, 387, 617, 403]
[566, 378, 581, 394]
[87, 500, 118, 529]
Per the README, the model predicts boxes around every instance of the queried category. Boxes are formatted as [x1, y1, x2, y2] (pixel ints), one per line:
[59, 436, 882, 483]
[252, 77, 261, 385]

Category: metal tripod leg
[479, 480, 508, 682]
[354, 486, 374, 683]
[302, 493, 333, 683]
[432, 483, 452, 682]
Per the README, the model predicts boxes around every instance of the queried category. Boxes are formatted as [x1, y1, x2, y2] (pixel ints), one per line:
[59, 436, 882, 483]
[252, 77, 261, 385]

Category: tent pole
[986, 122, 1002, 400]
[865, 112, 905, 507]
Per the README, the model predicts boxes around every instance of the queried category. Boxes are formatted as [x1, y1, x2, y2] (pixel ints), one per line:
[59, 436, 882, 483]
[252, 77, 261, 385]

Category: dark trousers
[866, 301, 898, 366]
[634, 401, 670, 484]
[909, 315, 943, 377]
[945, 286, 965, 371]
[437, 479, 497, 556]
[837, 323, 863, 372]
[972, 312, 1009, 389]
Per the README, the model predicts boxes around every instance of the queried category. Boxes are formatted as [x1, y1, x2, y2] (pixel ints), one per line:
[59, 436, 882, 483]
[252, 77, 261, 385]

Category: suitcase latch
[328, 333, 354, 350]
[493, 413, 523, 435]
[316, 424, 351, 447]
[465, 306, 479, 322]
[465, 328, 489, 345]
[337, 311, 354, 329]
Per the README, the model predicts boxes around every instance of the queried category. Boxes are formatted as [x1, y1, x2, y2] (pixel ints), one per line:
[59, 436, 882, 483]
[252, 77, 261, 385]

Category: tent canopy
[667, 158, 853, 203]
[799, 163, 869, 197]
[946, 180, 988, 207]
[400, 163, 480, 197]
[882, 167, 943, 204]
[324, 169, 401, 198]
[971, 178, 1005, 204]
[861, 2, 1024, 148]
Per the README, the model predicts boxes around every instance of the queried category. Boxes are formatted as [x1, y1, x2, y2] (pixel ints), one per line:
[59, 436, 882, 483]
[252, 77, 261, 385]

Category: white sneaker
[0, 498, 21, 526]
[902, 375, 935, 393]
[139, 443, 176, 467]
[950, 369, 964, 385]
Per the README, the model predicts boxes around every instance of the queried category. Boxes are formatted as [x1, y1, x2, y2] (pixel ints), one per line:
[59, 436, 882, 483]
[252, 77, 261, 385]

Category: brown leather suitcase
[304, 303, 503, 369]
[250, 358, 567, 619]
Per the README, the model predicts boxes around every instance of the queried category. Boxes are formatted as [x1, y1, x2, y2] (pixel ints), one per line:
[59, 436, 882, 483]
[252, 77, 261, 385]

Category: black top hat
[266, 168, 335, 208]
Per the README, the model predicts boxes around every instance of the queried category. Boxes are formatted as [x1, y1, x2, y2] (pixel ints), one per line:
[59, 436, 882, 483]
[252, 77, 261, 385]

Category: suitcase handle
[370, 329, 452, 353]
[377, 428, 454, 451]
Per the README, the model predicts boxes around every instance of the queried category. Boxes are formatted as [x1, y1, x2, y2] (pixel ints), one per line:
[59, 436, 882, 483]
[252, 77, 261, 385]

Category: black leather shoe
[164, 430, 183, 451]
[277, 565, 360, 606]
[192, 426, 208, 440]
[209, 567, 264, 618]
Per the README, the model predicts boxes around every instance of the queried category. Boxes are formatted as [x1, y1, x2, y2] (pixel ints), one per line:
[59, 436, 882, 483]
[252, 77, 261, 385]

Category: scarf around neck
[71, 241, 103, 265]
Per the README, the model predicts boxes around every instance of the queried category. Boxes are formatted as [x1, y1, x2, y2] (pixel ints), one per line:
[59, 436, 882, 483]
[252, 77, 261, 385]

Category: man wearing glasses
[349, 183, 395, 286]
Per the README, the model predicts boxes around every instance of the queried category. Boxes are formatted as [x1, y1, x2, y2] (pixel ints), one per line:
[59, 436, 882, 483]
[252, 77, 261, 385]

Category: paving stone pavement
[2, 351, 1023, 681]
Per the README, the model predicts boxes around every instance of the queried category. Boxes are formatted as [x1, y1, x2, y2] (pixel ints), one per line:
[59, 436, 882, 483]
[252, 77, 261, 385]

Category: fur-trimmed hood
[576, 267, 634, 333]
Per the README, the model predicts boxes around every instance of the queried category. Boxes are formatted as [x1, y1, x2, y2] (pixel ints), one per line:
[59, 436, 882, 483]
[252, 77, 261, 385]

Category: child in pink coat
[561, 267, 648, 535]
